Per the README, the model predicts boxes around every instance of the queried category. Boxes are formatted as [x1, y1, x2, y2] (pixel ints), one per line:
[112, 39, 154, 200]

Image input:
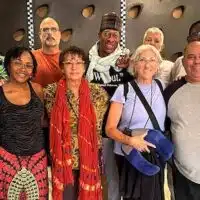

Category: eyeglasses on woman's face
[11, 60, 34, 70]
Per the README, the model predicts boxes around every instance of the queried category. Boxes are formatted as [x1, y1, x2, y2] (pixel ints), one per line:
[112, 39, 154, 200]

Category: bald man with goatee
[32, 17, 62, 87]
[32, 18, 63, 200]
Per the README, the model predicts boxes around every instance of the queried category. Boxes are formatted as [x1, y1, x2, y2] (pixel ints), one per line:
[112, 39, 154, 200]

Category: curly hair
[4, 46, 37, 77]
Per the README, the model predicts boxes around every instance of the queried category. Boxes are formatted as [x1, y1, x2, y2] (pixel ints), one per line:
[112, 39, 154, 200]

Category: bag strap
[124, 79, 163, 102]
[129, 80, 161, 131]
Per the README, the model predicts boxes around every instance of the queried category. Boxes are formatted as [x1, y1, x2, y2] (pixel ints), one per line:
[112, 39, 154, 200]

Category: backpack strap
[124, 79, 163, 101]
[154, 79, 164, 95]
[123, 82, 129, 101]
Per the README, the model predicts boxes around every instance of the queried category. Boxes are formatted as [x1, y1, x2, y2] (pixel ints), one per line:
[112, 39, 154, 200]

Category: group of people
[0, 11, 199, 200]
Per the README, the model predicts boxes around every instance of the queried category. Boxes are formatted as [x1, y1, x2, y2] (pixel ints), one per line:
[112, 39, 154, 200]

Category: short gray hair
[143, 27, 164, 49]
[128, 44, 163, 76]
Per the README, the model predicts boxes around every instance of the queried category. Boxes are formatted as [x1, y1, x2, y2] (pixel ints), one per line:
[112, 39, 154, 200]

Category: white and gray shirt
[165, 77, 200, 184]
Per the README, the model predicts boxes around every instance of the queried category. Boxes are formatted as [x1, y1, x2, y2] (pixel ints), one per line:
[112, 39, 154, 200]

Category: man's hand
[116, 54, 130, 69]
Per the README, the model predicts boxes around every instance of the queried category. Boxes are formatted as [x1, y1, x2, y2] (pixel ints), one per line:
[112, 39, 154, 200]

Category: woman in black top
[0, 47, 48, 199]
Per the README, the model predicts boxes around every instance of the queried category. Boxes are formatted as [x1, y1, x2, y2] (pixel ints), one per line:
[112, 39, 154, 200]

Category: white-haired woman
[106, 44, 166, 200]
[143, 27, 174, 86]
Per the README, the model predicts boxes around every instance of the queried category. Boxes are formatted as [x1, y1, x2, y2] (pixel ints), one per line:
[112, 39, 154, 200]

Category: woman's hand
[0, 79, 6, 86]
[128, 133, 156, 153]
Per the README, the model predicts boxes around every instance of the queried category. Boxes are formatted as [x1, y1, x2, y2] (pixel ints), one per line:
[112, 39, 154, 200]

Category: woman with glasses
[44, 46, 108, 200]
[106, 44, 167, 200]
[0, 46, 48, 199]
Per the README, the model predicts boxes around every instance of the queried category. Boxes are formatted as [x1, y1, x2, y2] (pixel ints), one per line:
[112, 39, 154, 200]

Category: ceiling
[1, 0, 199, 60]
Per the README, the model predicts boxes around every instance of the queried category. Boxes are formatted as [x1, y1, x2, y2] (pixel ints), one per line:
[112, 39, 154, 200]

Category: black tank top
[0, 82, 45, 156]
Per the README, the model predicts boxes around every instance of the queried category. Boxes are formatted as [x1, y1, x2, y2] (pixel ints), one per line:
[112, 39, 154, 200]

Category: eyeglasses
[102, 30, 120, 39]
[40, 27, 59, 33]
[63, 61, 85, 67]
[137, 57, 158, 64]
[12, 60, 34, 70]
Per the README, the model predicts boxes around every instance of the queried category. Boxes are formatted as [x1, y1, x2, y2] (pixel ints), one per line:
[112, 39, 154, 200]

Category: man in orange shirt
[32, 17, 63, 87]
[32, 17, 63, 200]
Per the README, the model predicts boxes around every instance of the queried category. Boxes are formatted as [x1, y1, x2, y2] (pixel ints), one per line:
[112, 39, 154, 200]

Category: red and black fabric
[50, 78, 102, 200]
[0, 147, 48, 200]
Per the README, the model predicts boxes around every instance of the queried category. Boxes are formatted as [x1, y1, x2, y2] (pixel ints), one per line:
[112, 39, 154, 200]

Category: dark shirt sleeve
[163, 77, 187, 133]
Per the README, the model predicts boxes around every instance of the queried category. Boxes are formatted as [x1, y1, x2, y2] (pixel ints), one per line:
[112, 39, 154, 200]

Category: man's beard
[45, 38, 57, 47]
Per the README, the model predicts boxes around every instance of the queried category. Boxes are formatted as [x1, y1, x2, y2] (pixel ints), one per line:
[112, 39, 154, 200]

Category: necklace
[143, 83, 153, 128]
[127, 81, 153, 129]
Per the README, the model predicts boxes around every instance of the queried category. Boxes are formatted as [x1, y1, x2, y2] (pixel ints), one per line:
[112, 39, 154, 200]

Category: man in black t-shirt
[86, 12, 132, 200]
